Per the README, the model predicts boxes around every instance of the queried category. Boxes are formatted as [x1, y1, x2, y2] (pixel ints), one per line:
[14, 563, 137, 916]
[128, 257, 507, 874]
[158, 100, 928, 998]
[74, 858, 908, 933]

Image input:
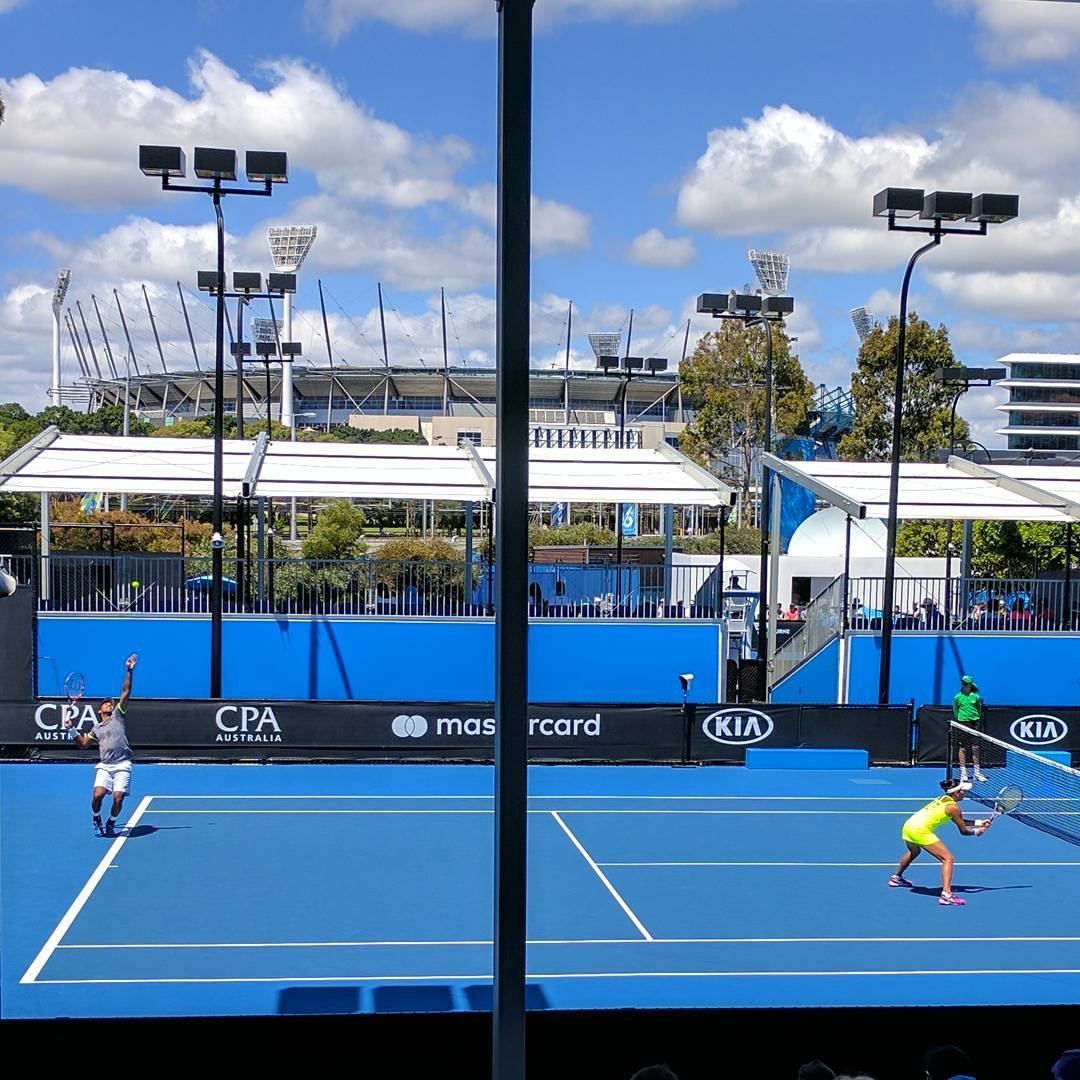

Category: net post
[946, 720, 955, 782]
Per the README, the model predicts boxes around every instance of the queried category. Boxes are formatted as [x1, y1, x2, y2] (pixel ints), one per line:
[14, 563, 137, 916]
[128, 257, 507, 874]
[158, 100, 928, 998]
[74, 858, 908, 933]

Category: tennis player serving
[888, 778, 988, 906]
[65, 654, 138, 837]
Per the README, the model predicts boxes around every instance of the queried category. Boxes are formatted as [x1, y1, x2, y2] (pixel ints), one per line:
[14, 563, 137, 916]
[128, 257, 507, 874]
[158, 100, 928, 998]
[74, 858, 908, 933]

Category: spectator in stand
[798, 1061, 836, 1080]
[785, 602, 801, 620]
[924, 1044, 977, 1079]
[921, 596, 945, 629]
[1010, 595, 1032, 628]
[629, 1067, 678, 1080]
[1033, 596, 1057, 630]
[976, 597, 1006, 630]
[1053, 1050, 1080, 1080]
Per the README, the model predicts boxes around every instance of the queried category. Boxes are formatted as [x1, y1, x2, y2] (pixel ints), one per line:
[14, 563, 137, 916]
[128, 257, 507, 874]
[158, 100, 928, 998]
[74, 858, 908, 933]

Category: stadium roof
[0, 428, 733, 507]
[763, 455, 1080, 522]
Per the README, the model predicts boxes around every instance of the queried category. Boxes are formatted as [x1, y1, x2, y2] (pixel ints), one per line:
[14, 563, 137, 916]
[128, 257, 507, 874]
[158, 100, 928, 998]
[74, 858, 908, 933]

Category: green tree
[839, 313, 968, 462]
[300, 500, 368, 560]
[678, 321, 813, 512]
[300, 425, 427, 445]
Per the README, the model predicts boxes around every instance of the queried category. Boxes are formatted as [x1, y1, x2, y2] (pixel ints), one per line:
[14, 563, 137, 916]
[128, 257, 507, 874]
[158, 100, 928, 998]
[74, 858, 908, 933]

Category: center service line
[549, 810, 653, 942]
[21, 794, 154, 984]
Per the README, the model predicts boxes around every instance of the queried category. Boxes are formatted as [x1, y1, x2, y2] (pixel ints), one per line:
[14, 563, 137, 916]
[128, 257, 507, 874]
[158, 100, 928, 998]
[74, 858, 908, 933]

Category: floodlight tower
[850, 306, 874, 343]
[587, 331, 621, 362]
[748, 249, 790, 297]
[50, 269, 71, 406]
[267, 225, 317, 429]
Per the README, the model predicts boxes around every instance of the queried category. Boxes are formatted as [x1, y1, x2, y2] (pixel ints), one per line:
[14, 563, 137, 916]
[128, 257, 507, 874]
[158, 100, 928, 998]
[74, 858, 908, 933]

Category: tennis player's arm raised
[945, 801, 985, 836]
[118, 654, 137, 711]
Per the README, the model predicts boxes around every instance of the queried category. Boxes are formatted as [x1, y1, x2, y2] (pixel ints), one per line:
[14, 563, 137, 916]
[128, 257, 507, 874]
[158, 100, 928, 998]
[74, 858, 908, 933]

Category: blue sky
[2, 0, 1080, 444]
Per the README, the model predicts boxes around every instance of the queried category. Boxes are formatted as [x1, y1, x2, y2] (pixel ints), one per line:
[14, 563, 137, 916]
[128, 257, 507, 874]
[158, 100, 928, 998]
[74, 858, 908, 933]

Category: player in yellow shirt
[888, 778, 988, 906]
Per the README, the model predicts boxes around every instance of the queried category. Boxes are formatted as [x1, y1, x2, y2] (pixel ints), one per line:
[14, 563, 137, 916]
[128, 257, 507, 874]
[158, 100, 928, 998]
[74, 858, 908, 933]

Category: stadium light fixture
[139, 142, 286, 699]
[697, 287, 796, 683]
[266, 228, 315, 436]
[232, 272, 262, 295]
[588, 331, 622, 362]
[871, 182, 1019, 707]
[52, 268, 71, 311]
[850, 306, 874, 343]
[748, 249, 790, 296]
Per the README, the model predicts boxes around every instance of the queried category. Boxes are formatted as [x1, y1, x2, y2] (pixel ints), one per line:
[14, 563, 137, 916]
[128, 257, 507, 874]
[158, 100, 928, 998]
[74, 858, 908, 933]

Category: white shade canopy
[1, 428, 733, 507]
[765, 455, 1080, 523]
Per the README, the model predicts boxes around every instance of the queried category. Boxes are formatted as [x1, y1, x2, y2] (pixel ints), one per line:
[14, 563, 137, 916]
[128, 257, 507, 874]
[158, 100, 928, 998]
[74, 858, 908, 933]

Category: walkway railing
[771, 574, 844, 684]
[849, 575, 1077, 632]
[30, 553, 727, 620]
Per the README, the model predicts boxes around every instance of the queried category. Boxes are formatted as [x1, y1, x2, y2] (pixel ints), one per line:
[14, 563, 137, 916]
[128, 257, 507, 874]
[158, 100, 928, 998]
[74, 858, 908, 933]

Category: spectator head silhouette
[1052, 1050, 1080, 1080]
[924, 1044, 976, 1079]
[798, 1061, 836, 1080]
[630, 1067, 679, 1080]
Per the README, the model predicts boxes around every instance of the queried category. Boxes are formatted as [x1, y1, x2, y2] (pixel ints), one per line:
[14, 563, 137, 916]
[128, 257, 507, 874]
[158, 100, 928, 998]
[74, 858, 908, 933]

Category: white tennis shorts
[93, 761, 132, 794]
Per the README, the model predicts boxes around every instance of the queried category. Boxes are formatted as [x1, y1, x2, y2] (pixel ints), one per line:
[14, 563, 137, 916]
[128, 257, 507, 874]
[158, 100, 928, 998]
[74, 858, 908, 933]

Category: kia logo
[702, 707, 775, 745]
[1010, 715, 1068, 746]
[392, 714, 429, 738]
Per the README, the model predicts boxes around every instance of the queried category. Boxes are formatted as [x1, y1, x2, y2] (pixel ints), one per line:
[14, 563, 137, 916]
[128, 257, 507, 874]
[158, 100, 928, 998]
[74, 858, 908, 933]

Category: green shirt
[953, 689, 982, 725]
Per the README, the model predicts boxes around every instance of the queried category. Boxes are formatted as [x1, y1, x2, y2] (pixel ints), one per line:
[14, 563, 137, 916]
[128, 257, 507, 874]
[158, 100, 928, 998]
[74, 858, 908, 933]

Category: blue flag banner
[550, 502, 569, 527]
[620, 503, 638, 538]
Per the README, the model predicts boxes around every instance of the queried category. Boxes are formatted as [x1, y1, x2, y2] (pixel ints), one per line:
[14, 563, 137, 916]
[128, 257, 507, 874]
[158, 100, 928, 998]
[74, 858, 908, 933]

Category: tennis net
[948, 721, 1080, 847]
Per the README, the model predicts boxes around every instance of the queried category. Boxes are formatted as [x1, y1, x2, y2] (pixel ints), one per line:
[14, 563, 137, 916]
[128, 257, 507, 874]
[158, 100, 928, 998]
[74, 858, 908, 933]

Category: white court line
[144, 809, 920, 816]
[550, 811, 653, 941]
[147, 794, 933, 801]
[31, 967, 1080, 986]
[599, 861, 1080, 868]
[54, 934, 1080, 949]
[20, 795, 154, 985]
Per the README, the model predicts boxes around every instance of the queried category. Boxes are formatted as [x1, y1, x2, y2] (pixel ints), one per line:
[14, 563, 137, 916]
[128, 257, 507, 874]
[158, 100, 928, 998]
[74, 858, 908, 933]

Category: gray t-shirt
[91, 704, 132, 765]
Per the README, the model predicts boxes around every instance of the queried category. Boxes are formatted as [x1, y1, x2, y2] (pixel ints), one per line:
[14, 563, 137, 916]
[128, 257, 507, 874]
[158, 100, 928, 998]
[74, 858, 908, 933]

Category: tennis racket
[978, 784, 1023, 833]
[62, 671, 85, 736]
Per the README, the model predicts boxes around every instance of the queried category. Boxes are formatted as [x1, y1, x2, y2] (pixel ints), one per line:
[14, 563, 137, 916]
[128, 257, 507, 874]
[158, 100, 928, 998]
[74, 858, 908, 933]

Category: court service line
[54, 934, 1080, 950]
[20, 795, 154, 985]
[549, 811, 653, 942]
[32, 967, 1080, 986]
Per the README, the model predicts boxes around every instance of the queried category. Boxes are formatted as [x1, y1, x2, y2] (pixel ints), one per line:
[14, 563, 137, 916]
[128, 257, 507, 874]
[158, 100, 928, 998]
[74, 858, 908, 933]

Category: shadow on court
[910, 883, 1034, 897]
[463, 983, 550, 1011]
[119, 824, 190, 839]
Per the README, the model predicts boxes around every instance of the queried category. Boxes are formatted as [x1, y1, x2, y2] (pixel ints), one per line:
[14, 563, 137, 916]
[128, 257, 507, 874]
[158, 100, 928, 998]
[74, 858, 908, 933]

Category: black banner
[0, 699, 685, 763]
[0, 699, 913, 764]
[0, 588, 34, 701]
[689, 703, 911, 764]
[916, 705, 1080, 765]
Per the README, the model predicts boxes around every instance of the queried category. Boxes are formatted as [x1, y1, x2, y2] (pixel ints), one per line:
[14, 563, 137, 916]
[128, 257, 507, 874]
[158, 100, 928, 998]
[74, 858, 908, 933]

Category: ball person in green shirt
[953, 674, 986, 783]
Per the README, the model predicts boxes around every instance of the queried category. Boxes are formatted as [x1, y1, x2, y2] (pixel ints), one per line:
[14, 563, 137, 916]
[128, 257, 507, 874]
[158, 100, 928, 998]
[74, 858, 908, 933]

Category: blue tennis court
[3, 761, 1080, 1020]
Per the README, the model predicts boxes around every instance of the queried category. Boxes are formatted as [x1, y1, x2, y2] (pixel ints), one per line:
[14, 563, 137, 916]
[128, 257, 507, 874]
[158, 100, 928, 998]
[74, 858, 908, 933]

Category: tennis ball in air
[131, 580, 141, 588]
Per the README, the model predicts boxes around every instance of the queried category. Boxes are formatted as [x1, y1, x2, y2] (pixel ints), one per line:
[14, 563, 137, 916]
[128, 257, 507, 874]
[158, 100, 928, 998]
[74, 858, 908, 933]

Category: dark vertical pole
[757, 319, 773, 675]
[235, 298, 245, 439]
[662, 503, 673, 612]
[1065, 522, 1073, 631]
[879, 231, 940, 705]
[210, 188, 225, 699]
[236, 498, 246, 612]
[493, 2, 532, 1076]
[178, 283, 203, 372]
[842, 514, 852, 633]
[465, 501, 475, 609]
[718, 506, 727, 614]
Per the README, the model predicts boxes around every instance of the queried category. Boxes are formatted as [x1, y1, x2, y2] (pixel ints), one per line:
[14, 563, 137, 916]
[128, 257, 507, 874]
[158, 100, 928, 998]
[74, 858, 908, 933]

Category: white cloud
[927, 269, 1080, 323]
[955, 0, 1080, 65]
[307, 0, 736, 39]
[625, 228, 696, 268]
[0, 52, 472, 210]
[0, 0, 27, 12]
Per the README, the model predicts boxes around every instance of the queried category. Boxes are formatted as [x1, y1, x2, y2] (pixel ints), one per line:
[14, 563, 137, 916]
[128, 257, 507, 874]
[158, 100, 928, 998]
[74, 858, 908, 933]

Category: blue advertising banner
[620, 503, 638, 537]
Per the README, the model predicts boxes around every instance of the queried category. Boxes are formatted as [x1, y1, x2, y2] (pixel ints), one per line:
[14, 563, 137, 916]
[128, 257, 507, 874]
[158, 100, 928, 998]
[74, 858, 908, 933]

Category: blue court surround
[3, 761, 1079, 1020]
